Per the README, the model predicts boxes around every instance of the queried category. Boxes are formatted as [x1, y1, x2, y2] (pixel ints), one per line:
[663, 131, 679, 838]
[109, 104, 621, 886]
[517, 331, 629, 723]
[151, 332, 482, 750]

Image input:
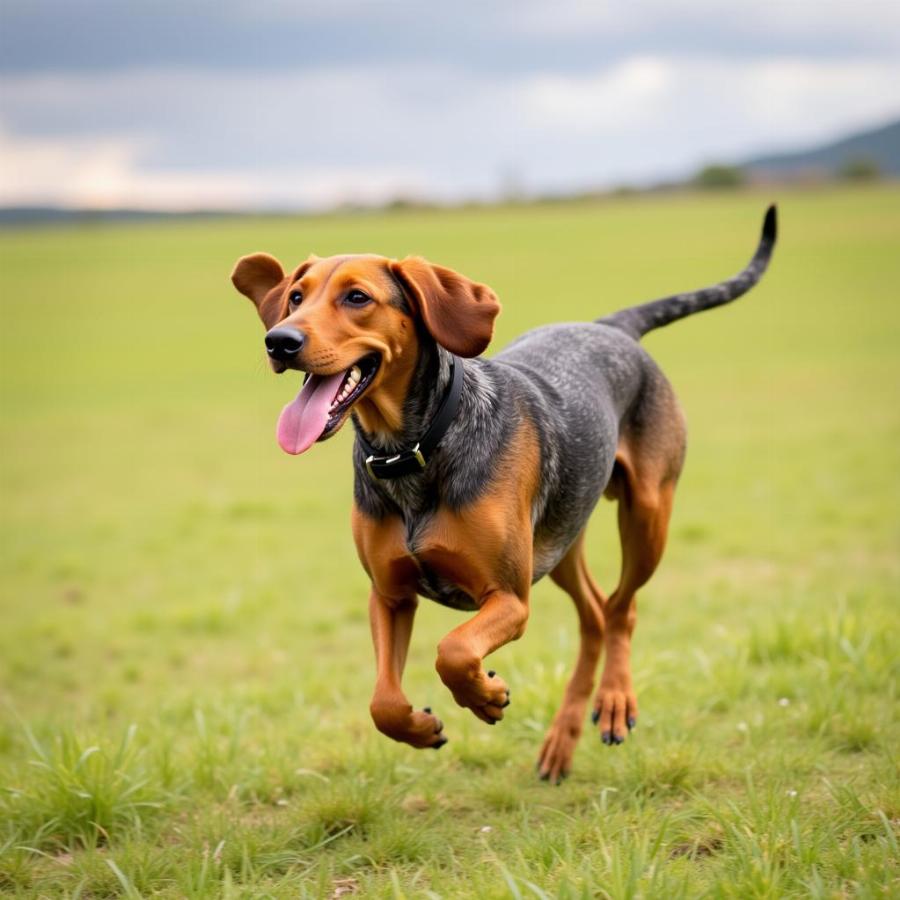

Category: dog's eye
[344, 289, 372, 307]
[288, 290, 302, 307]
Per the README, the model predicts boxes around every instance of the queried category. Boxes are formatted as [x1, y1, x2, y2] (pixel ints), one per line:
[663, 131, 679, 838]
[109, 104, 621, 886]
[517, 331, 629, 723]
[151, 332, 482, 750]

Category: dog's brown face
[231, 252, 500, 454]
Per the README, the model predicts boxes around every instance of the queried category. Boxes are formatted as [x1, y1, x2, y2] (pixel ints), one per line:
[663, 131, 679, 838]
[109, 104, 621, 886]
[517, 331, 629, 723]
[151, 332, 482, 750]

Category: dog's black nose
[265, 327, 305, 361]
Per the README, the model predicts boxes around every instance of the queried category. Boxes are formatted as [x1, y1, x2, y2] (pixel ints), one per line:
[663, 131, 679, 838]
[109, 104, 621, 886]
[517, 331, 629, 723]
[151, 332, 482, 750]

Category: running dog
[230, 205, 776, 782]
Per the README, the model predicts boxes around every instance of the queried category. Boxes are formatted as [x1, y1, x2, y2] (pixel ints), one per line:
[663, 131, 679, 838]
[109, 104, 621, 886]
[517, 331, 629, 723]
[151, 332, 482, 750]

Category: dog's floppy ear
[231, 253, 285, 308]
[390, 257, 501, 357]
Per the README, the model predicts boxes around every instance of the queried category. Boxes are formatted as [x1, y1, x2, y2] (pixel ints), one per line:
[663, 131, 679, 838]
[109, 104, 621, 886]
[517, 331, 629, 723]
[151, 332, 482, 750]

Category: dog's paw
[473, 669, 511, 725]
[592, 685, 638, 746]
[449, 669, 511, 725]
[536, 713, 581, 784]
[371, 702, 447, 749]
[420, 707, 448, 749]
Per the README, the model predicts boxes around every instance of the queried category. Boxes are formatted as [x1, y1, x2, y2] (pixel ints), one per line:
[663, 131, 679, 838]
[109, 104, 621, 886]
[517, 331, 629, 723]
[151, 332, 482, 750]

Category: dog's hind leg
[593, 399, 684, 745]
[537, 530, 607, 783]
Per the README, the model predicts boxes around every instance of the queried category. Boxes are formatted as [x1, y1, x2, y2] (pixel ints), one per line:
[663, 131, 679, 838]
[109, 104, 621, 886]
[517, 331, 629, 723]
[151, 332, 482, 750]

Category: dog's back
[488, 205, 777, 578]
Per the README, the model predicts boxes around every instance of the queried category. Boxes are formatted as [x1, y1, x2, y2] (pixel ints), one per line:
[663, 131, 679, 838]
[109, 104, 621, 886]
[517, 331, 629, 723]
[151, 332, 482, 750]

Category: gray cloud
[2, 0, 898, 74]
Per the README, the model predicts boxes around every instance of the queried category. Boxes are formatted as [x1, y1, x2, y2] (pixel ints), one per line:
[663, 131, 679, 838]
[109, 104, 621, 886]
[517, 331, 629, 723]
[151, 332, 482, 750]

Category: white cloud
[511, 57, 900, 192]
[519, 57, 900, 152]
[525, 58, 672, 133]
[0, 127, 430, 209]
[0, 129, 145, 207]
[737, 60, 900, 136]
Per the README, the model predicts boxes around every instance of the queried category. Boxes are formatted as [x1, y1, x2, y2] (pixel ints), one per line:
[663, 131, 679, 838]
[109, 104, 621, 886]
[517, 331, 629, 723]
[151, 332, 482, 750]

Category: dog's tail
[598, 204, 777, 339]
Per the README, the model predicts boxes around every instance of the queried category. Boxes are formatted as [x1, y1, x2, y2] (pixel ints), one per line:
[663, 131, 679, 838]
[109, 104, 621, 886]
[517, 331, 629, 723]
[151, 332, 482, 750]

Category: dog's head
[230, 253, 500, 454]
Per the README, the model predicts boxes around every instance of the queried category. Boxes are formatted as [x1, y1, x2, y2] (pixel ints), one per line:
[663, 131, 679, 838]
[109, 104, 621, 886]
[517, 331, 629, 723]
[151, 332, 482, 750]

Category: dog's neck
[351, 338, 453, 454]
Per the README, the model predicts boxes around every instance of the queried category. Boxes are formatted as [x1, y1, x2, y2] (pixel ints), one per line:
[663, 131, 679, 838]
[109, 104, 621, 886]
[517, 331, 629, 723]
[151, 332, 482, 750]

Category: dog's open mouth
[276, 354, 380, 455]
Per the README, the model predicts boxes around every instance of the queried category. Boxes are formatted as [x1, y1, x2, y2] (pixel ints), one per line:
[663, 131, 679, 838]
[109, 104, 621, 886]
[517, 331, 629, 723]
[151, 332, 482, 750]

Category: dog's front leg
[368, 590, 447, 749]
[435, 590, 528, 724]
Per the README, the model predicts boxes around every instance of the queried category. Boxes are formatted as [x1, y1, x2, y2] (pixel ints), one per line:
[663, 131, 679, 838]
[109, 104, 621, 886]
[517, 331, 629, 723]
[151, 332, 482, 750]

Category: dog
[230, 205, 776, 782]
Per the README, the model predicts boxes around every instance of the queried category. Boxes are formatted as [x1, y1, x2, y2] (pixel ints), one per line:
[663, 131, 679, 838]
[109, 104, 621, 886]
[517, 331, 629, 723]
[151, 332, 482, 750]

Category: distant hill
[744, 118, 900, 178]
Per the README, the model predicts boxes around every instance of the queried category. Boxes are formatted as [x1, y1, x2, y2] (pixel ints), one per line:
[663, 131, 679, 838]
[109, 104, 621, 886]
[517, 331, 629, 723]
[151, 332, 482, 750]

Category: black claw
[611, 733, 624, 745]
[627, 717, 636, 730]
[539, 770, 550, 781]
[487, 670, 496, 678]
[433, 736, 448, 749]
[601, 730, 612, 744]
[591, 709, 600, 725]
[434, 720, 444, 734]
[501, 699, 511, 708]
[423, 707, 432, 714]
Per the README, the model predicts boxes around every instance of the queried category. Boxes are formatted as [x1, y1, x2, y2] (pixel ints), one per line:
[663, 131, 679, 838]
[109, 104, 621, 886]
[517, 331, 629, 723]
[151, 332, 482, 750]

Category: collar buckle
[364, 443, 428, 481]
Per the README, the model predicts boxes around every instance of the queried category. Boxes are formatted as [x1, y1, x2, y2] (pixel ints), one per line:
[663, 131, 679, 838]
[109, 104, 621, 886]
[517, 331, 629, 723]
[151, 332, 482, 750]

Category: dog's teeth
[332, 366, 362, 409]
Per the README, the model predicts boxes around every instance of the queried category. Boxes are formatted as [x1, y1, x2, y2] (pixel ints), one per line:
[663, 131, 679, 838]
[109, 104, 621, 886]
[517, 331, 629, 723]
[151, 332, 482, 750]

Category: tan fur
[390, 257, 500, 358]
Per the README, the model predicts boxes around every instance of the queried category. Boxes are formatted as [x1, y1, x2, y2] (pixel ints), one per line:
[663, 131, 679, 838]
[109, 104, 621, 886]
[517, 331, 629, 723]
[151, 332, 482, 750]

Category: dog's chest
[413, 561, 480, 611]
[404, 522, 481, 612]
[362, 472, 523, 613]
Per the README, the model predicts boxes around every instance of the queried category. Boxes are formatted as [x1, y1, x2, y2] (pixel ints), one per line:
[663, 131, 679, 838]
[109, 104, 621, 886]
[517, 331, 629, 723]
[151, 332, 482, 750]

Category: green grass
[1, 185, 898, 897]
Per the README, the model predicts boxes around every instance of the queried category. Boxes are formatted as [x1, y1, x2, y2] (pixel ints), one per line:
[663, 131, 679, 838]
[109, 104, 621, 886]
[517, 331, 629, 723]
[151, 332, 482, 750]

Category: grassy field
[0, 186, 898, 898]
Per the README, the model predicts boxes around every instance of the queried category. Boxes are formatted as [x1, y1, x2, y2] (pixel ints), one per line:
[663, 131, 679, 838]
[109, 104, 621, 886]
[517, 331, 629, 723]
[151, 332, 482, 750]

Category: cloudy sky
[1, 0, 898, 210]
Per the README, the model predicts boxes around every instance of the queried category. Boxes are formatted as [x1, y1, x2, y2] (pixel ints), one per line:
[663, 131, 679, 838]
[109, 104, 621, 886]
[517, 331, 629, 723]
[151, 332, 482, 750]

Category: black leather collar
[355, 354, 463, 480]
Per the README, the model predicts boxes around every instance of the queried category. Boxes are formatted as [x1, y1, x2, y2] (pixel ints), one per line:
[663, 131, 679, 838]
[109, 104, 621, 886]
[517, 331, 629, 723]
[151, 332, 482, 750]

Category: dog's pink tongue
[276, 372, 346, 455]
